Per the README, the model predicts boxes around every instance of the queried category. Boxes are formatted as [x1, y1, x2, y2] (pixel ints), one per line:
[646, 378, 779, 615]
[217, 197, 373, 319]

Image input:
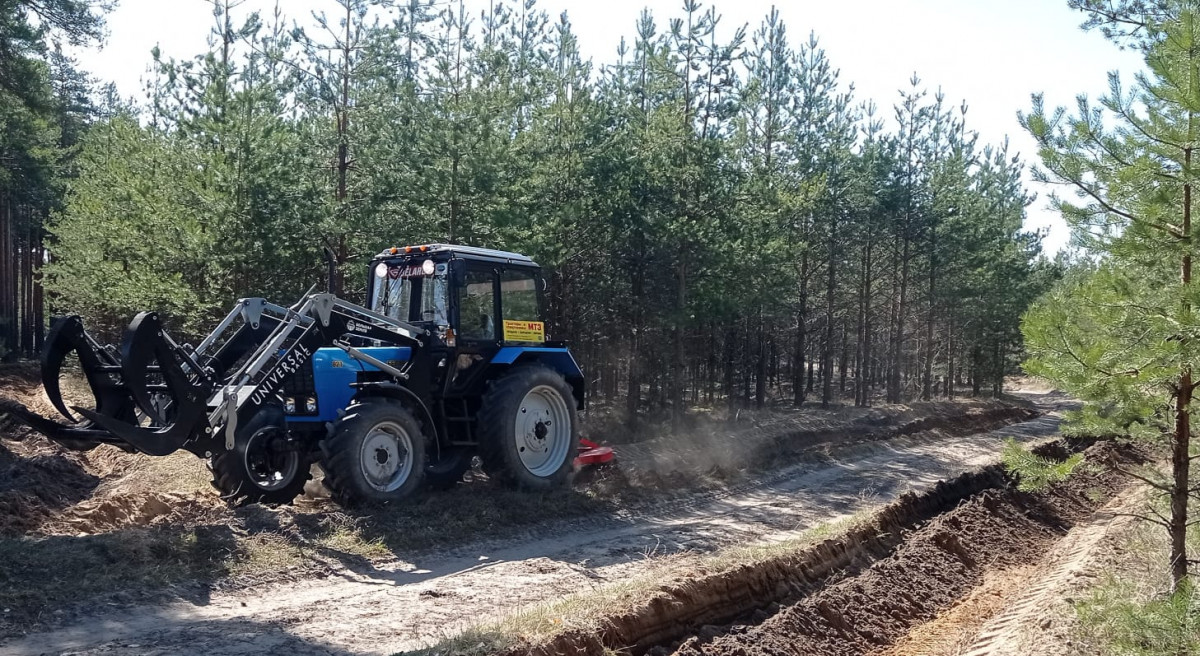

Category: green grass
[1073, 520, 1200, 656]
[1077, 579, 1200, 656]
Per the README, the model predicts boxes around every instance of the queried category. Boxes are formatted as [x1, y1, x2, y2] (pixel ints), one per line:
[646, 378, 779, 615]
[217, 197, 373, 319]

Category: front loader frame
[1, 293, 429, 460]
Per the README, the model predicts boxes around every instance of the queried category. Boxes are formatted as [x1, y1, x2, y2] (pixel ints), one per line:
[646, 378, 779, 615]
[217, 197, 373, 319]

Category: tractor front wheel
[321, 399, 427, 505]
[209, 403, 310, 506]
[478, 366, 577, 489]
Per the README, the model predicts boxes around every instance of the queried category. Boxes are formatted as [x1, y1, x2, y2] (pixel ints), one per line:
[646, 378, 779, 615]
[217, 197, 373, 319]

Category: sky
[75, 0, 1148, 254]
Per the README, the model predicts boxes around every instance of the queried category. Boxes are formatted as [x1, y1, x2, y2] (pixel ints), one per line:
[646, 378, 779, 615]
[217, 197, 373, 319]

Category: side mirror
[451, 262, 467, 287]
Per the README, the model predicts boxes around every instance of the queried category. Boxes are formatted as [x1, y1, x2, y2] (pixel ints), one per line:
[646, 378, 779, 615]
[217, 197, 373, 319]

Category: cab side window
[500, 270, 541, 321]
[499, 269, 543, 341]
[459, 270, 496, 341]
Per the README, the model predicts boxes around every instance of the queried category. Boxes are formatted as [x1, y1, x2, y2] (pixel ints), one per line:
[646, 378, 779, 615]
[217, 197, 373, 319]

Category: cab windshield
[371, 262, 447, 325]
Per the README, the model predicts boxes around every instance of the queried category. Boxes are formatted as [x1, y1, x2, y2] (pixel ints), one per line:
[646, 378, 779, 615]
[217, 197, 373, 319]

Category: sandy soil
[662, 441, 1138, 656]
[0, 392, 1067, 656]
[954, 488, 1144, 656]
[883, 486, 1145, 656]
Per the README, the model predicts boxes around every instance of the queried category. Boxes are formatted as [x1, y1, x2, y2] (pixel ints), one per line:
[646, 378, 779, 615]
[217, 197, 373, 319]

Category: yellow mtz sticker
[503, 320, 545, 342]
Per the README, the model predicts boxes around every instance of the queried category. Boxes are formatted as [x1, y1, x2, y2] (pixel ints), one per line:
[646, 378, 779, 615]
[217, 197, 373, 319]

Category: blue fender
[491, 347, 586, 409]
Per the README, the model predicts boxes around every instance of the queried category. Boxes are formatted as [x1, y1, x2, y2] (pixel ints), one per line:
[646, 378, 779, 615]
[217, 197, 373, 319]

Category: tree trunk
[794, 249, 809, 405]
[887, 233, 910, 403]
[971, 346, 982, 396]
[822, 212, 837, 408]
[724, 323, 737, 413]
[806, 344, 815, 393]
[856, 237, 873, 407]
[838, 320, 849, 395]
[992, 339, 1003, 398]
[945, 317, 955, 399]
[1169, 147, 1193, 591]
[1170, 370, 1191, 590]
[1, 200, 13, 361]
[672, 259, 687, 426]
[922, 235, 936, 400]
[755, 309, 766, 409]
[626, 264, 643, 423]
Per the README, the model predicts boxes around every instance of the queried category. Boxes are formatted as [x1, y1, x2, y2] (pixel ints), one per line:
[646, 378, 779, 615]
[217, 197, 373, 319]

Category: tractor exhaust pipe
[323, 245, 337, 295]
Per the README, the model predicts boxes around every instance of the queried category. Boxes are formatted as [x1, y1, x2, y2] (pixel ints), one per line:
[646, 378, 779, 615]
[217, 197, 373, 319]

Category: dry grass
[403, 508, 878, 656]
[1072, 519, 1200, 655]
[0, 481, 618, 634]
[0, 523, 237, 624]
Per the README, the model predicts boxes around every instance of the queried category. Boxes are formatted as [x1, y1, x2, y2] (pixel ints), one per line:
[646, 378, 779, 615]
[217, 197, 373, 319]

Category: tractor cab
[366, 244, 548, 348]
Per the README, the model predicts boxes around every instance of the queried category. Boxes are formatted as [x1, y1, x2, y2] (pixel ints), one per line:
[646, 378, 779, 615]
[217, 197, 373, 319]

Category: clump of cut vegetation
[1001, 438, 1085, 491]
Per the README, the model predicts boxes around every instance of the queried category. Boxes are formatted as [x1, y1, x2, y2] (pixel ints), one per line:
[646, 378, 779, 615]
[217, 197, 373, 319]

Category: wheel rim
[359, 420, 414, 492]
[514, 385, 572, 477]
[244, 427, 301, 492]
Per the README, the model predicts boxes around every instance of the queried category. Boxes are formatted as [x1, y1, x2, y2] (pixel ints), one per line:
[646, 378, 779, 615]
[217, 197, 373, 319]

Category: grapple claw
[74, 311, 216, 456]
[11, 313, 214, 456]
[40, 315, 135, 427]
[75, 405, 202, 456]
[121, 312, 170, 424]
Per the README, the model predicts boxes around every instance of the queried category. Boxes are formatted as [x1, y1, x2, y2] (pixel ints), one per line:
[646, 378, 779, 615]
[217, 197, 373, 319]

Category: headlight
[374, 263, 388, 278]
[284, 397, 296, 413]
[422, 259, 435, 275]
[306, 397, 317, 413]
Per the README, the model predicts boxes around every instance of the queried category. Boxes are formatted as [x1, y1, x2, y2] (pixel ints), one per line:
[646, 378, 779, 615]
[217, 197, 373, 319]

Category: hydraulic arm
[0, 293, 427, 457]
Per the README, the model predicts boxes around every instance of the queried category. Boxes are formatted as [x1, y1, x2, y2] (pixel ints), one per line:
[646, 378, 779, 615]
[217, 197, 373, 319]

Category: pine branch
[1109, 94, 1189, 152]
[1111, 511, 1170, 527]
[1147, 503, 1173, 527]
[1112, 464, 1174, 492]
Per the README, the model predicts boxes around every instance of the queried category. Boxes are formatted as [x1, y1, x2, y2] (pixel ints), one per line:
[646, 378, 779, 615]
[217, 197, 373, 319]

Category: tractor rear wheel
[478, 366, 577, 489]
[321, 399, 427, 505]
[210, 403, 310, 506]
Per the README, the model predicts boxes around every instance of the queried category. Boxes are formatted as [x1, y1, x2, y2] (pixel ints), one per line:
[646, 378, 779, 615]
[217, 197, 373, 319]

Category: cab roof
[374, 243, 538, 267]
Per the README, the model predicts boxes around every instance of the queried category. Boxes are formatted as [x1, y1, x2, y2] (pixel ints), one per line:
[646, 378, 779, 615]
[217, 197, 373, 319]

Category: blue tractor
[1, 244, 589, 505]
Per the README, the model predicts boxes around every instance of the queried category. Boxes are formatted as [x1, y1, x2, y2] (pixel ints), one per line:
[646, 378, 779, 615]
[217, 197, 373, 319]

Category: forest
[4, 1, 1200, 650]
[0, 0, 1053, 419]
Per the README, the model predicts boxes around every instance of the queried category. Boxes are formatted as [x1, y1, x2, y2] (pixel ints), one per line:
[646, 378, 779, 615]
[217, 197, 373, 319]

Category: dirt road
[0, 394, 1066, 656]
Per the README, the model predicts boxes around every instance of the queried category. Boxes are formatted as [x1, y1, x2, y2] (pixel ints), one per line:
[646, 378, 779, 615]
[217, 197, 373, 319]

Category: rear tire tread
[477, 366, 577, 489]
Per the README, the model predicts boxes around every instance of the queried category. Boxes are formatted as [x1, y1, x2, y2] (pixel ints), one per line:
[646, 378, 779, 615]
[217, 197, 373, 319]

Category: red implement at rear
[574, 438, 614, 469]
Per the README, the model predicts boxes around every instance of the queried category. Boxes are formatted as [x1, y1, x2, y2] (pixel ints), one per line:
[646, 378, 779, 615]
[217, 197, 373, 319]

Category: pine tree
[36, 0, 1050, 427]
[1021, 1, 1200, 591]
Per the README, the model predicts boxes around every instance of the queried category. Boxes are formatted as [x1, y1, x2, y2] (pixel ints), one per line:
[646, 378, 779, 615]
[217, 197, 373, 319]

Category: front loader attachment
[1, 315, 141, 451]
[41, 315, 130, 424]
[2, 313, 214, 455]
[77, 312, 213, 456]
[4, 293, 425, 468]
